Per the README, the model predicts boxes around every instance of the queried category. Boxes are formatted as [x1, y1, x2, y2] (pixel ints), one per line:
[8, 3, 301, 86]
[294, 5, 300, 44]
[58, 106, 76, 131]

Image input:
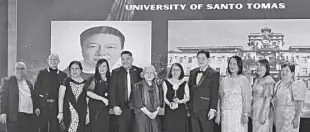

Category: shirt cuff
[210, 109, 216, 112]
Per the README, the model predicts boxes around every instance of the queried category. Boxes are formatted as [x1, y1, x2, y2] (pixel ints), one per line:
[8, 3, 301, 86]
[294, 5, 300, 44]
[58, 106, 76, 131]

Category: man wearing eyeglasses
[0, 62, 40, 132]
[34, 53, 67, 132]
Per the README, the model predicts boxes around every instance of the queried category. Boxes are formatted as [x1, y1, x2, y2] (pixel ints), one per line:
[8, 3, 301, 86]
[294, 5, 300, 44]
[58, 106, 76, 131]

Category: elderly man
[34, 53, 67, 132]
[0, 62, 40, 132]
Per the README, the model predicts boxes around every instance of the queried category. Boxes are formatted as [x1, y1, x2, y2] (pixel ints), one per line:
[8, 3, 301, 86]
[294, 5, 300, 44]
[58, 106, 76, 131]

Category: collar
[47, 67, 60, 74]
[199, 66, 209, 72]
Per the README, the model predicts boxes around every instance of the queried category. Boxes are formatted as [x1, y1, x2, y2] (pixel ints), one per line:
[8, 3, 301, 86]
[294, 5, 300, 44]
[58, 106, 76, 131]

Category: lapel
[10, 76, 19, 95]
[197, 66, 212, 87]
[26, 80, 33, 93]
[120, 67, 128, 89]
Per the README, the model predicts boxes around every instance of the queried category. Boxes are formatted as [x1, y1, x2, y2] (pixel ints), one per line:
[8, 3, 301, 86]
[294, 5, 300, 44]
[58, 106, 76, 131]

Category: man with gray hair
[0, 62, 40, 132]
[34, 53, 67, 132]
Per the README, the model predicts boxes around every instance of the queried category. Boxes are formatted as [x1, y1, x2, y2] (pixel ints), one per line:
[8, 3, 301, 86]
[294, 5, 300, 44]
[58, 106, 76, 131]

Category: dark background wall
[0, 0, 8, 79]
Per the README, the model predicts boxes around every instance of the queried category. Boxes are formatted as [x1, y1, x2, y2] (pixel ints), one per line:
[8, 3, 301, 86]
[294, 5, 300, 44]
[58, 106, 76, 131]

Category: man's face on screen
[81, 33, 122, 67]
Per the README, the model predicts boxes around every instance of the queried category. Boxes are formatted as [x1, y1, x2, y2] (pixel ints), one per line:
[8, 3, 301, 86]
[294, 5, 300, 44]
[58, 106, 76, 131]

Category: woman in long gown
[57, 61, 88, 132]
[84, 59, 110, 132]
[215, 56, 251, 132]
[132, 65, 162, 132]
[252, 59, 275, 132]
[273, 63, 306, 132]
[162, 63, 190, 132]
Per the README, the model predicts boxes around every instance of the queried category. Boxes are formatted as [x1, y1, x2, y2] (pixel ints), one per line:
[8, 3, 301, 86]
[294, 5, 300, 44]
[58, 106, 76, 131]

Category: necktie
[127, 70, 131, 100]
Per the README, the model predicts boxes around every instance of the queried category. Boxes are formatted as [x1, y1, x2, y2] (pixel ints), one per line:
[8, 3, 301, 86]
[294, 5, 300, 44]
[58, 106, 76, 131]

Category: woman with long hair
[252, 59, 275, 132]
[85, 59, 110, 132]
[215, 56, 252, 132]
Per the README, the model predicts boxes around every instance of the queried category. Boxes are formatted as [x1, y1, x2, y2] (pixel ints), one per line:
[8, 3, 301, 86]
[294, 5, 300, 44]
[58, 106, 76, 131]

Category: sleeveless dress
[86, 76, 110, 132]
[164, 79, 188, 132]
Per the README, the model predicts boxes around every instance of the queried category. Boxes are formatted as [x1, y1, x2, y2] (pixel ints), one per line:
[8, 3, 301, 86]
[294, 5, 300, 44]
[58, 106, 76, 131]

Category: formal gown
[86, 77, 110, 132]
[62, 78, 88, 132]
[163, 79, 188, 132]
[273, 80, 306, 132]
[218, 75, 251, 132]
[252, 75, 275, 132]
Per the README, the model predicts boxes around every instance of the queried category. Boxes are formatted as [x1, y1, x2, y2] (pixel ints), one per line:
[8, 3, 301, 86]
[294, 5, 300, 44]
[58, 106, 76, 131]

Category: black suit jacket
[109, 66, 143, 109]
[34, 68, 67, 95]
[0, 76, 39, 121]
[188, 66, 220, 116]
[34, 68, 67, 108]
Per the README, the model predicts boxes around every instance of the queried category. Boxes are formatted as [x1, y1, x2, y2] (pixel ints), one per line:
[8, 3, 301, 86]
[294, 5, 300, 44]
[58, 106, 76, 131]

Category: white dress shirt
[18, 80, 33, 114]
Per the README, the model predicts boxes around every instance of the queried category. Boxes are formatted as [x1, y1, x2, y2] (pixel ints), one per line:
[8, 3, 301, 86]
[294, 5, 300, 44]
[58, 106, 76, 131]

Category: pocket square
[200, 97, 210, 100]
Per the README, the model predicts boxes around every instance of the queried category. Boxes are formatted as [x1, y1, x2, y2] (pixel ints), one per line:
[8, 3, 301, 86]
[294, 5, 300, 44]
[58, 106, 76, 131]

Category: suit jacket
[188, 66, 220, 116]
[0, 76, 39, 121]
[34, 68, 67, 108]
[34, 68, 67, 97]
[109, 66, 143, 109]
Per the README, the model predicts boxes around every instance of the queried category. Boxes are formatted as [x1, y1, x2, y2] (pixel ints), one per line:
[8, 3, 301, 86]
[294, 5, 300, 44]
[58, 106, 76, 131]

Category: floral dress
[218, 75, 251, 132]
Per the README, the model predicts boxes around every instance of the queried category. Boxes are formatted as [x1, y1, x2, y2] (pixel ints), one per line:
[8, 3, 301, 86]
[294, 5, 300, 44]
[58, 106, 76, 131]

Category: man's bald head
[47, 53, 60, 69]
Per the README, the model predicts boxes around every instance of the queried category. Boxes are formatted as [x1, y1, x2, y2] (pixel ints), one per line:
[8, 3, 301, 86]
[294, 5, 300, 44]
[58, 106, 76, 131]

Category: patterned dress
[252, 75, 275, 132]
[62, 78, 87, 132]
[218, 75, 251, 132]
[273, 80, 306, 132]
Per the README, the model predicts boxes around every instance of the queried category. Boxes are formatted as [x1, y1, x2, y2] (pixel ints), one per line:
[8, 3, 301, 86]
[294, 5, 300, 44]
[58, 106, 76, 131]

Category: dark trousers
[190, 115, 214, 132]
[117, 109, 134, 132]
[7, 112, 36, 132]
[39, 102, 58, 132]
[300, 118, 310, 132]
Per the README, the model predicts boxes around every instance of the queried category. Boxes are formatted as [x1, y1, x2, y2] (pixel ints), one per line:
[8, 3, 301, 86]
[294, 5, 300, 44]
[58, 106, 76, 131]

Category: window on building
[216, 57, 221, 63]
[216, 68, 220, 73]
[269, 57, 274, 61]
[188, 57, 192, 63]
[301, 57, 307, 63]
[302, 68, 308, 75]
[184, 56, 187, 63]
[169, 57, 173, 63]
[291, 57, 294, 62]
[186, 67, 191, 75]
[179, 57, 183, 63]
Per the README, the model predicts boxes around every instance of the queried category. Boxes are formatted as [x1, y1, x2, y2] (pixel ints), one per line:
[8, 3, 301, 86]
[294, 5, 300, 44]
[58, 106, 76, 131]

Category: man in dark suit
[109, 51, 143, 132]
[34, 53, 67, 132]
[0, 62, 40, 132]
[188, 50, 220, 132]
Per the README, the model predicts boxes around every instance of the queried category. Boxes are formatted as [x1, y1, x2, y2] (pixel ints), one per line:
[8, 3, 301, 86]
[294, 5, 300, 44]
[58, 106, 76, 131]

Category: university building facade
[168, 27, 310, 86]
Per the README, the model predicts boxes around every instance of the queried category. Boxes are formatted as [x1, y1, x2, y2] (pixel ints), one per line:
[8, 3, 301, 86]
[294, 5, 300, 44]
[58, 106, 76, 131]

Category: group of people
[0, 49, 307, 132]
